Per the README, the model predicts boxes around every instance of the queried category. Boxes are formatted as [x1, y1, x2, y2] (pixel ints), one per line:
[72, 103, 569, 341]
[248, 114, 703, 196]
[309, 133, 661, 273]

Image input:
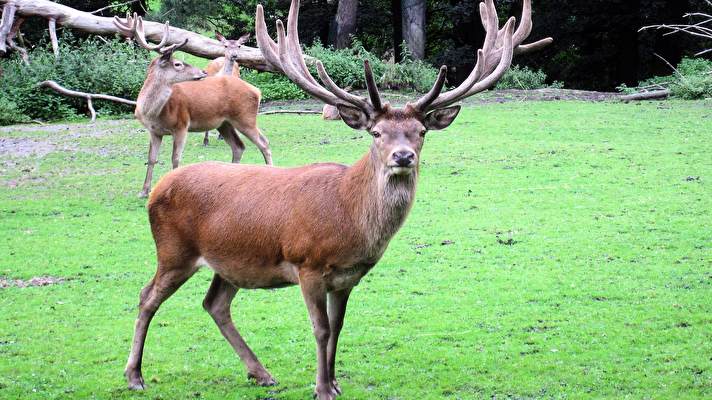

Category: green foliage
[0, 96, 30, 126]
[305, 39, 386, 90]
[380, 43, 439, 92]
[496, 65, 564, 90]
[0, 34, 151, 124]
[618, 57, 712, 100]
[241, 71, 309, 101]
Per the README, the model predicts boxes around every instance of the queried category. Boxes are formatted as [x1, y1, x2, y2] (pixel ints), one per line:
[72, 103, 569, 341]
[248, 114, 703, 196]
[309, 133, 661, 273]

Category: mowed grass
[0, 101, 710, 399]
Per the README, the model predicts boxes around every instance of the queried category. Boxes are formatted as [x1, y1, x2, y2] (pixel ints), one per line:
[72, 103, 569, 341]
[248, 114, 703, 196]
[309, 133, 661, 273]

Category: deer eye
[371, 131, 381, 138]
[419, 129, 427, 137]
[173, 62, 183, 68]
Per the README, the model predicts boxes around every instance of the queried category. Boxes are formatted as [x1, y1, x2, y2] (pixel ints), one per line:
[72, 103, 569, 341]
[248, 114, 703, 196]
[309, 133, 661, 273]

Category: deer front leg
[171, 130, 188, 169]
[327, 288, 352, 395]
[203, 131, 210, 146]
[139, 133, 163, 198]
[299, 271, 336, 400]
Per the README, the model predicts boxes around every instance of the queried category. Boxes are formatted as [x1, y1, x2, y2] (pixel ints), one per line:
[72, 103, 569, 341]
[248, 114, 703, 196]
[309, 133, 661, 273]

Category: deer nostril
[393, 151, 415, 167]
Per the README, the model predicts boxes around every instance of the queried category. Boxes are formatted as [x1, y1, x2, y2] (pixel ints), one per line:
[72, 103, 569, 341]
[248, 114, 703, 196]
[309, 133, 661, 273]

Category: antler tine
[113, 12, 135, 38]
[275, 19, 339, 105]
[258, 0, 378, 112]
[364, 60, 383, 111]
[134, 17, 170, 52]
[422, 0, 550, 112]
[427, 49, 485, 110]
[158, 38, 189, 55]
[412, 65, 448, 111]
[255, 5, 282, 70]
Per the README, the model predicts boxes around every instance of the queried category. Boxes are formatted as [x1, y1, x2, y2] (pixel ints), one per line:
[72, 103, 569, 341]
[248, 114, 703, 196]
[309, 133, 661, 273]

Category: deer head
[215, 31, 251, 63]
[114, 14, 207, 84]
[256, 0, 552, 177]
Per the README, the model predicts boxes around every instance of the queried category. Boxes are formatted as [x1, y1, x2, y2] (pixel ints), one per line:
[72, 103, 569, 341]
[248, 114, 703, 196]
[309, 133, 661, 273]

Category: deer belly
[197, 257, 300, 289]
[325, 264, 374, 291]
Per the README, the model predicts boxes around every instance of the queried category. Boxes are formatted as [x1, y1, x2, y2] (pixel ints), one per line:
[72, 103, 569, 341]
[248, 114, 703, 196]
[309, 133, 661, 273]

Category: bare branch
[8, 16, 29, 64]
[90, 0, 140, 15]
[38, 80, 137, 123]
[621, 90, 671, 102]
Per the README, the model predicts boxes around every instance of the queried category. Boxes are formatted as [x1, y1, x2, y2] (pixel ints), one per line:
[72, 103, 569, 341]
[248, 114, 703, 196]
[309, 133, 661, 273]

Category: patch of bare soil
[0, 276, 65, 288]
[0, 137, 58, 158]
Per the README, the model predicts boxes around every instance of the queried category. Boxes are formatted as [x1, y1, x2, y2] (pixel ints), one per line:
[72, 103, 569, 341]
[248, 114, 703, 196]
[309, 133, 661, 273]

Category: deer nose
[393, 150, 415, 167]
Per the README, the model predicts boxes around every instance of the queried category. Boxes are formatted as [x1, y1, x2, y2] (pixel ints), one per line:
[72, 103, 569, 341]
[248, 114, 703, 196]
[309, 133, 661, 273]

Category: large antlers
[419, 0, 553, 111]
[256, 0, 551, 116]
[256, 0, 382, 115]
[113, 13, 188, 54]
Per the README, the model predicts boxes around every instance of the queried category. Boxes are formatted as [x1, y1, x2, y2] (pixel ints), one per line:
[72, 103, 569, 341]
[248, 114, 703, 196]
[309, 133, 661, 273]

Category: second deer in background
[204, 32, 252, 145]
[114, 15, 272, 198]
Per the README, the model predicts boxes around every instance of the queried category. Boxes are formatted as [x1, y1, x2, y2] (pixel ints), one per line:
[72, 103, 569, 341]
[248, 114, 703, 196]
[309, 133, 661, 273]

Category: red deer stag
[123, 0, 551, 398]
[203, 31, 251, 146]
[113, 15, 272, 197]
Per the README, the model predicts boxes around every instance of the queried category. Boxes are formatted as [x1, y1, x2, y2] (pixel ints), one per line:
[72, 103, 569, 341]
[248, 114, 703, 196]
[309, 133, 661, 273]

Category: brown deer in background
[114, 15, 272, 197]
[203, 31, 251, 145]
[122, 0, 551, 398]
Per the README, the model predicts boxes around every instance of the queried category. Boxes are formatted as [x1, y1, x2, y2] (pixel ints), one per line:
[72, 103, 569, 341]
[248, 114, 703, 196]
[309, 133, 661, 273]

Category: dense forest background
[11, 0, 712, 91]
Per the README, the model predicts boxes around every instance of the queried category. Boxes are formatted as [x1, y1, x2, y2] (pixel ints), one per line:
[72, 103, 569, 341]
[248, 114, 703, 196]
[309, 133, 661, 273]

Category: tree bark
[335, 0, 358, 49]
[401, 0, 425, 59]
[0, 0, 276, 72]
[391, 0, 403, 62]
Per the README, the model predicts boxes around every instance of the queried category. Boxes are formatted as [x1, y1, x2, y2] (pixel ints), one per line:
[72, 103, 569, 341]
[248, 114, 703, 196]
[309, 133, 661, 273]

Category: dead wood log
[0, 0, 276, 71]
[620, 89, 671, 102]
[38, 80, 136, 123]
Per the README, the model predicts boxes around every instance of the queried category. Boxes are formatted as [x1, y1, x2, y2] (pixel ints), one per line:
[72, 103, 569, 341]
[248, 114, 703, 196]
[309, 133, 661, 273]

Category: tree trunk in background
[335, 0, 358, 49]
[391, 0, 403, 62]
[401, 0, 425, 59]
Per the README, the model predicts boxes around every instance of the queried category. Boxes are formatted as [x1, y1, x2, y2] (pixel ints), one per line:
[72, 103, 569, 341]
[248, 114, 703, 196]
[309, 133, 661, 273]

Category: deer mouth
[388, 165, 415, 176]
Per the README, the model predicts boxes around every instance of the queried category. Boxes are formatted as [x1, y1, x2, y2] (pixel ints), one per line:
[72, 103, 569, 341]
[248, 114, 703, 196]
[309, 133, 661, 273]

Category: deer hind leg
[203, 131, 210, 146]
[139, 133, 163, 198]
[217, 123, 245, 163]
[233, 121, 273, 165]
[125, 256, 199, 390]
[202, 274, 276, 386]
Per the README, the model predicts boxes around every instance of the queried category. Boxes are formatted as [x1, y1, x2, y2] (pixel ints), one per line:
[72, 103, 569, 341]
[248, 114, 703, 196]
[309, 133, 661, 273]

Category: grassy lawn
[0, 100, 710, 399]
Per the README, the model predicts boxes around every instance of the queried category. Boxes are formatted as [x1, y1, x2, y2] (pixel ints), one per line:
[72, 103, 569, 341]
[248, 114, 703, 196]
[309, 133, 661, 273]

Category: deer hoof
[247, 371, 277, 386]
[313, 384, 336, 400]
[125, 370, 146, 390]
[137, 190, 149, 199]
[331, 379, 342, 395]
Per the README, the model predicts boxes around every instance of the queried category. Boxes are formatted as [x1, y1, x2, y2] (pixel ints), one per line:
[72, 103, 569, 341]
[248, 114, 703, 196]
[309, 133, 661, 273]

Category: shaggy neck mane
[136, 63, 173, 119]
[339, 146, 418, 257]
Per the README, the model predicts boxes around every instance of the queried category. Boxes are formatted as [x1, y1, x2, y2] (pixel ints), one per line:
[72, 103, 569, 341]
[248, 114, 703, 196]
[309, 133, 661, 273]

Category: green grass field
[1, 101, 710, 399]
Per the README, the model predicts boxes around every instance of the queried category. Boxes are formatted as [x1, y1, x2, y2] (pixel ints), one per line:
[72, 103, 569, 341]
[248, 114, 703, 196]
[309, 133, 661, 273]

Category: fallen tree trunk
[38, 80, 136, 122]
[0, 0, 276, 71]
[620, 89, 671, 102]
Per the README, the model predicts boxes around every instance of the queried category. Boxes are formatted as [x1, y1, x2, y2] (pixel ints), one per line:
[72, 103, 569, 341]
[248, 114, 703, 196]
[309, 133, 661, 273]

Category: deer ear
[238, 33, 251, 44]
[424, 106, 461, 131]
[336, 104, 370, 130]
[215, 31, 226, 43]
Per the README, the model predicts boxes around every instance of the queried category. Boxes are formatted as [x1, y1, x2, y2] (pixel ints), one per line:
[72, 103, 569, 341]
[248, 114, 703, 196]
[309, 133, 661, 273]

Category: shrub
[241, 71, 309, 101]
[380, 44, 439, 93]
[0, 95, 30, 125]
[496, 65, 563, 90]
[0, 34, 151, 125]
[305, 39, 386, 90]
[618, 57, 712, 100]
